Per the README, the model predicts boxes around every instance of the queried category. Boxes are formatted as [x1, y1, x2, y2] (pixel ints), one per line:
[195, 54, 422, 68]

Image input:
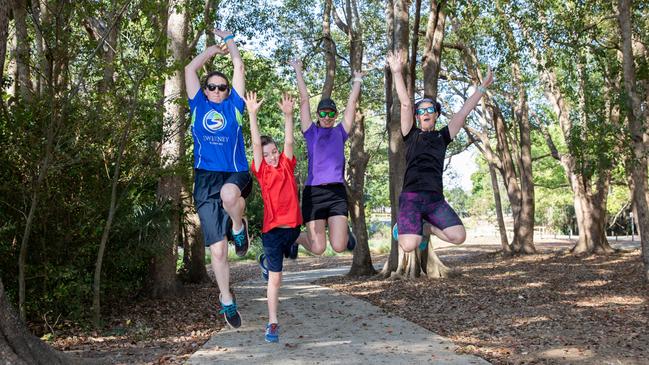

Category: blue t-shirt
[189, 88, 248, 172]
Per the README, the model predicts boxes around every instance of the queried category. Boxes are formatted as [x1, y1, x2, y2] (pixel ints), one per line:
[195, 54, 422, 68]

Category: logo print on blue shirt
[203, 110, 226, 133]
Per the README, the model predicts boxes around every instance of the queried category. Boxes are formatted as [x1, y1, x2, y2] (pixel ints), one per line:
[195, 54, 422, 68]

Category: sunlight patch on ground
[488, 271, 527, 280]
[576, 279, 611, 288]
[575, 295, 645, 307]
[538, 346, 594, 360]
[508, 281, 548, 290]
[511, 315, 551, 327]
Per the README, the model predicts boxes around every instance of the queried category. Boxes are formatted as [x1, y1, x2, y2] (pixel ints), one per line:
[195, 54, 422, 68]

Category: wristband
[477, 86, 487, 93]
[353, 77, 363, 83]
[223, 34, 234, 42]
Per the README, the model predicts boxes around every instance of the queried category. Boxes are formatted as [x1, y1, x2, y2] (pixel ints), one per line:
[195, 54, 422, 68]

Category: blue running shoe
[265, 323, 279, 343]
[392, 223, 399, 241]
[258, 253, 269, 282]
[231, 218, 250, 257]
[219, 293, 242, 328]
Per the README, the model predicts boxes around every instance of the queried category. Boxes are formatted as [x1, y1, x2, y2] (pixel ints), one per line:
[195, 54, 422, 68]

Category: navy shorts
[397, 191, 462, 235]
[301, 184, 348, 223]
[262, 227, 301, 272]
[193, 169, 252, 246]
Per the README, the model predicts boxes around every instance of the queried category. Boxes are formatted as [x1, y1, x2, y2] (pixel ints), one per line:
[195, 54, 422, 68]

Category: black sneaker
[287, 242, 299, 260]
[231, 218, 250, 257]
[219, 292, 241, 328]
[347, 226, 357, 251]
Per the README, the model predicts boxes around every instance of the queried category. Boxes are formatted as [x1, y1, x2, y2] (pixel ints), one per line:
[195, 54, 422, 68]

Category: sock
[232, 223, 244, 235]
[220, 293, 233, 306]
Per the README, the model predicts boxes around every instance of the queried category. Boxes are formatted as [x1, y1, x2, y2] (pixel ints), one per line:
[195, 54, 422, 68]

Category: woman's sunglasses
[206, 83, 228, 92]
[318, 110, 336, 118]
[416, 106, 437, 115]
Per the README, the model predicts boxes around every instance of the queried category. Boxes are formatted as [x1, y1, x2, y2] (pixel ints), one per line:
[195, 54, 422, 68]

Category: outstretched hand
[289, 59, 303, 70]
[206, 44, 228, 57]
[386, 51, 404, 73]
[481, 67, 494, 89]
[245, 91, 263, 114]
[214, 28, 232, 40]
[277, 93, 294, 114]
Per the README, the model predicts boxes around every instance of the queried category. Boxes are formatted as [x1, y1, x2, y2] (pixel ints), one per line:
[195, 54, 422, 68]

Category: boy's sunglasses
[416, 106, 437, 115]
[206, 83, 228, 92]
[318, 110, 336, 118]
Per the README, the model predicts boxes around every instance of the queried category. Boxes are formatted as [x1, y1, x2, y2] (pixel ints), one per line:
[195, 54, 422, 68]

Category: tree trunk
[422, 0, 445, 100]
[11, 0, 32, 101]
[1, 278, 87, 365]
[0, 0, 9, 80]
[181, 187, 209, 283]
[321, 0, 336, 98]
[381, 0, 409, 278]
[460, 44, 510, 254]
[618, 0, 649, 281]
[152, 0, 188, 297]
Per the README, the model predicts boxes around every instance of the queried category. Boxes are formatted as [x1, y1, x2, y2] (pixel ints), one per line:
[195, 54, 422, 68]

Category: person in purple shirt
[290, 59, 362, 254]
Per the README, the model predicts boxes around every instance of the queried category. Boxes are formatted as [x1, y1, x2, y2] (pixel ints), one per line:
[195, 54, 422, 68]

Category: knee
[447, 231, 466, 245]
[310, 239, 326, 255]
[220, 186, 240, 207]
[398, 237, 417, 253]
[209, 243, 228, 263]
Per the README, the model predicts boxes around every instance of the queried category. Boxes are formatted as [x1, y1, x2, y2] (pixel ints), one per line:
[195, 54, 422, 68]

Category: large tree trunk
[422, 1, 445, 100]
[344, 0, 374, 277]
[381, 0, 411, 278]
[152, 0, 188, 297]
[1, 278, 87, 365]
[497, 1, 536, 254]
[618, 0, 649, 281]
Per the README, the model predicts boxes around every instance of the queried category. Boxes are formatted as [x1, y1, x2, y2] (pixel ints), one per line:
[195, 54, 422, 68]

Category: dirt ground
[49, 240, 648, 364]
[319, 241, 649, 365]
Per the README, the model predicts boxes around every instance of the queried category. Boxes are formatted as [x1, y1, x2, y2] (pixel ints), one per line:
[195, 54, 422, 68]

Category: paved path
[187, 266, 489, 365]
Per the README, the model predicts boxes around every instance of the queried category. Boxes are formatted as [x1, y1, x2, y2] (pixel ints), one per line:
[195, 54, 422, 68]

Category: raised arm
[277, 93, 295, 160]
[244, 91, 264, 172]
[447, 69, 494, 139]
[184, 44, 228, 99]
[215, 29, 245, 97]
[290, 59, 313, 132]
[341, 71, 363, 134]
[387, 51, 414, 136]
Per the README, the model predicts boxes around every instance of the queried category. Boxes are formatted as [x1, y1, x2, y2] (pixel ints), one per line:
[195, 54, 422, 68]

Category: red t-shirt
[251, 153, 303, 233]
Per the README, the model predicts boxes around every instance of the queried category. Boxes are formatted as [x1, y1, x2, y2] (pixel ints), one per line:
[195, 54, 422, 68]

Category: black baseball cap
[317, 98, 337, 112]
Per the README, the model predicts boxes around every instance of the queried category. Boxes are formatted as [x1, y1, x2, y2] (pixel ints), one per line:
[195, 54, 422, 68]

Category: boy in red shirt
[245, 91, 309, 343]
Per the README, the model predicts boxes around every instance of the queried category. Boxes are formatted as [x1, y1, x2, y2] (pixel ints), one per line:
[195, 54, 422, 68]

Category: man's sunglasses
[206, 83, 228, 92]
[415, 106, 437, 115]
[318, 110, 336, 118]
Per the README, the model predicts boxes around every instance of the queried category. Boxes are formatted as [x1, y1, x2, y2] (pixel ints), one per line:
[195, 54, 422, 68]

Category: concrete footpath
[186, 266, 490, 365]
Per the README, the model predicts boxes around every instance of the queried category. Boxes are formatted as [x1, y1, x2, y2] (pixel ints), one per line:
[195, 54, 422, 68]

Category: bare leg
[428, 224, 466, 245]
[267, 271, 282, 324]
[304, 219, 327, 255]
[398, 234, 423, 252]
[221, 183, 245, 231]
[209, 240, 233, 302]
[327, 215, 348, 252]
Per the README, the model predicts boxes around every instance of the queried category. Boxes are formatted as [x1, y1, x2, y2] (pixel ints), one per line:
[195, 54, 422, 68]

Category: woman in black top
[387, 51, 494, 252]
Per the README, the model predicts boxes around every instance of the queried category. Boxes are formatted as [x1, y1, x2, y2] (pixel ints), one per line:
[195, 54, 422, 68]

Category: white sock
[232, 223, 244, 235]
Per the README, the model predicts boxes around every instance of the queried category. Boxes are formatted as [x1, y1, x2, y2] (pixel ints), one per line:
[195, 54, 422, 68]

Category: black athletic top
[402, 125, 452, 194]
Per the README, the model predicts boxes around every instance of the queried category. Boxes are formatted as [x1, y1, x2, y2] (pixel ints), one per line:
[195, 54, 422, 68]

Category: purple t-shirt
[303, 123, 348, 185]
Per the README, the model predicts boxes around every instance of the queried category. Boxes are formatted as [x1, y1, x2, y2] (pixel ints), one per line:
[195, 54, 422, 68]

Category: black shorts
[262, 227, 301, 272]
[301, 183, 348, 223]
[193, 169, 252, 246]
